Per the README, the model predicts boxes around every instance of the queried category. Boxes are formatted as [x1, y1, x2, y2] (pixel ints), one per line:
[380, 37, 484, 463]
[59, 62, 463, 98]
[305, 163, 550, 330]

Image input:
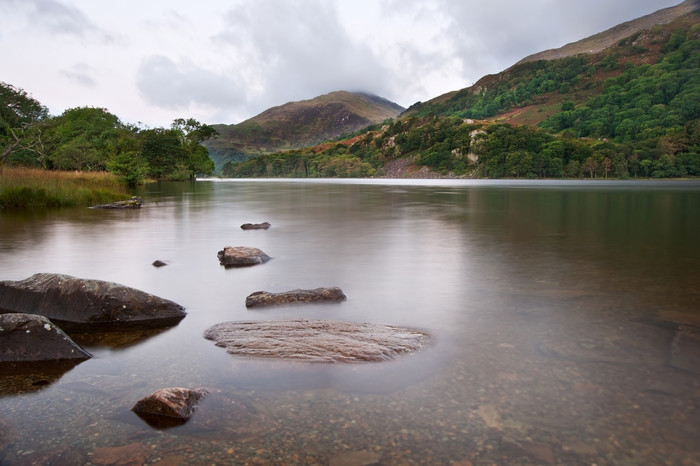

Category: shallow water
[1, 179, 699, 465]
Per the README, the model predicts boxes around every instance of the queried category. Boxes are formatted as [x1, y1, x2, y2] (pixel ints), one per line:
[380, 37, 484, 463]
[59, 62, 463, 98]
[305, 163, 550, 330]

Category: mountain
[406, 0, 700, 121]
[517, 0, 700, 64]
[224, 1, 700, 180]
[204, 91, 404, 170]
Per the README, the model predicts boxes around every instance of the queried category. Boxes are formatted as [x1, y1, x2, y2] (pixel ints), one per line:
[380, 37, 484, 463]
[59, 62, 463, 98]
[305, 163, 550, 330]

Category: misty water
[1, 179, 699, 465]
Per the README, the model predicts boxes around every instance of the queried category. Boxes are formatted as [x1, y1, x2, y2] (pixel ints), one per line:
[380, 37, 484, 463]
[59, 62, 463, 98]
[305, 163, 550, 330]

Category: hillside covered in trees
[0, 84, 217, 185]
[223, 6, 700, 179]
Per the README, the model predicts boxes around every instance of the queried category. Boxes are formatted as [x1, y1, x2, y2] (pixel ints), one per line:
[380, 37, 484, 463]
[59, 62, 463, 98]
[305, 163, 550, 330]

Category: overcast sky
[0, 0, 681, 127]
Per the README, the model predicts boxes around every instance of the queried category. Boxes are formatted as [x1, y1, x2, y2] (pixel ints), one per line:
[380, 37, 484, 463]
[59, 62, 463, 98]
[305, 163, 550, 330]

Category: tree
[0, 82, 49, 166]
[171, 118, 217, 178]
[582, 157, 599, 178]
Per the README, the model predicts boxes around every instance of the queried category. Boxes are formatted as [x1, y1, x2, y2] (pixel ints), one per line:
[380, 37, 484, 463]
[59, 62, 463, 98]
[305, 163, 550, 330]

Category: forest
[0, 84, 217, 186]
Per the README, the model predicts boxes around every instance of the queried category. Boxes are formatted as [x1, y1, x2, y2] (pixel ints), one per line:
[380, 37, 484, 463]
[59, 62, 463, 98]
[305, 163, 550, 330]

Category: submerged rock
[91, 196, 143, 209]
[132, 387, 208, 428]
[0, 313, 91, 369]
[152, 260, 168, 267]
[0, 273, 186, 331]
[245, 287, 346, 308]
[203, 319, 432, 363]
[670, 325, 700, 374]
[217, 246, 271, 267]
[241, 222, 271, 230]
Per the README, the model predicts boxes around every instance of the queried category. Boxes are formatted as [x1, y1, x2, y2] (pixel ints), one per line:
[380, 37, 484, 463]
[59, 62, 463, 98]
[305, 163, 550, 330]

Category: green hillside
[204, 91, 404, 170]
[223, 3, 700, 179]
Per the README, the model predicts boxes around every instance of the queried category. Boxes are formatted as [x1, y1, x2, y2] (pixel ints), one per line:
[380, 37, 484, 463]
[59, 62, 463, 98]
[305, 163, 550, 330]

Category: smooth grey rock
[0, 313, 91, 364]
[217, 246, 271, 267]
[204, 319, 432, 363]
[245, 287, 346, 308]
[241, 222, 271, 230]
[0, 273, 186, 331]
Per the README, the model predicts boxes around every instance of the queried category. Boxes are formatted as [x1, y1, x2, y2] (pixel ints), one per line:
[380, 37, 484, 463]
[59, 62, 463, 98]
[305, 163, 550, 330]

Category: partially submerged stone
[670, 325, 700, 374]
[241, 222, 271, 230]
[152, 260, 168, 267]
[0, 273, 186, 331]
[91, 196, 143, 209]
[132, 387, 208, 428]
[217, 246, 271, 268]
[203, 319, 432, 363]
[245, 287, 346, 308]
[0, 313, 91, 369]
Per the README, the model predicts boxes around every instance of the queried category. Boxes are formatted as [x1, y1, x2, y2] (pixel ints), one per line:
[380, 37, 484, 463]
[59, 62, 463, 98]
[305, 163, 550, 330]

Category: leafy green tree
[0, 82, 49, 166]
[171, 118, 217, 178]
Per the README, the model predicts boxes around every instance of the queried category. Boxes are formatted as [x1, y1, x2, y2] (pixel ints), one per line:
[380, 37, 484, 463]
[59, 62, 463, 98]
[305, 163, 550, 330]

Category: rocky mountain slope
[204, 91, 404, 170]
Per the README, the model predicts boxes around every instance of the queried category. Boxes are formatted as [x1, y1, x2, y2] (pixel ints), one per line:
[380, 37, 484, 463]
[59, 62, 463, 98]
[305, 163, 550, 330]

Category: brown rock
[670, 325, 700, 374]
[217, 246, 271, 267]
[203, 319, 432, 363]
[245, 287, 346, 308]
[241, 222, 271, 230]
[14, 445, 88, 466]
[0, 313, 91, 369]
[329, 450, 381, 466]
[152, 260, 168, 267]
[0, 273, 186, 331]
[132, 387, 208, 428]
[92, 443, 151, 465]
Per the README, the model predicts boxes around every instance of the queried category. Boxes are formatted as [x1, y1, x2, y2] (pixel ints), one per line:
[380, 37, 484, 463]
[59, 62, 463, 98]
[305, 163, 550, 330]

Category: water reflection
[0, 180, 698, 465]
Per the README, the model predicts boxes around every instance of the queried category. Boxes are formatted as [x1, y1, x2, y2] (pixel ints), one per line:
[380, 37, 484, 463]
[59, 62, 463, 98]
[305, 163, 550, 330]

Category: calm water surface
[1, 179, 699, 465]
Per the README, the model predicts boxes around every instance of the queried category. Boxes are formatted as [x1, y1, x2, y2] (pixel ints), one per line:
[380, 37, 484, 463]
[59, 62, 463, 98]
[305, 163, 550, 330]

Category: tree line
[1, 83, 217, 185]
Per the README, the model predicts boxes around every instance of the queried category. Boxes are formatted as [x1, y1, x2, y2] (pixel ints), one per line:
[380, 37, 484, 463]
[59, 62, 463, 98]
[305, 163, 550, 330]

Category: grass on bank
[0, 167, 131, 209]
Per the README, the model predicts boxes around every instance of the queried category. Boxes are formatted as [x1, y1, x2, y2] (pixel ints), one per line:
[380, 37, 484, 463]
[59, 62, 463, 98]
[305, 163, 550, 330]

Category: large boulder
[0, 273, 186, 331]
[204, 319, 432, 363]
[217, 246, 271, 267]
[246, 287, 346, 308]
[132, 387, 208, 428]
[0, 313, 91, 368]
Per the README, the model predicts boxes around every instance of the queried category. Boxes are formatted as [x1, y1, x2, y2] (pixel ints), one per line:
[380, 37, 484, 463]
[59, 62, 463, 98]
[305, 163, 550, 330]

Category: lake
[1, 179, 699, 465]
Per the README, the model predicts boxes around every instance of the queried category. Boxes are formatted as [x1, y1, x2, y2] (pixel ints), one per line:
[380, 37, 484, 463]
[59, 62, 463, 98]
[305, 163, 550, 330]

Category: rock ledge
[204, 319, 431, 363]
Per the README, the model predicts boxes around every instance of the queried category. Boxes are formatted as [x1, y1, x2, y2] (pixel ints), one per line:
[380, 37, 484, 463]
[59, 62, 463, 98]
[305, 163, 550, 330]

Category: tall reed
[0, 167, 131, 209]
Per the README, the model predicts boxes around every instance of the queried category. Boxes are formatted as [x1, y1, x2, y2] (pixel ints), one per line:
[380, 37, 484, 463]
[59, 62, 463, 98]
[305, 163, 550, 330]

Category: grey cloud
[0, 0, 116, 42]
[136, 55, 246, 110]
[61, 63, 96, 87]
[216, 0, 394, 113]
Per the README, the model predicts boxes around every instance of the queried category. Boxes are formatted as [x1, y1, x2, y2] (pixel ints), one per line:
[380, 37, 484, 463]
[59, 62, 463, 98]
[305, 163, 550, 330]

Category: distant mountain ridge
[204, 91, 404, 170]
[517, 0, 700, 64]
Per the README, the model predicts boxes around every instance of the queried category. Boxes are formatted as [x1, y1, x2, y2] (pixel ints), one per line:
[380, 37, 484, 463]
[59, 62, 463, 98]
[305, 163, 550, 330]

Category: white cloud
[0, 0, 683, 126]
[136, 55, 246, 110]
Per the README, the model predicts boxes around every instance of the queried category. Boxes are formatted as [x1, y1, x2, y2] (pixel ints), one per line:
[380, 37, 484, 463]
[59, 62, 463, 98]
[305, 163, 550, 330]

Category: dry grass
[0, 166, 130, 209]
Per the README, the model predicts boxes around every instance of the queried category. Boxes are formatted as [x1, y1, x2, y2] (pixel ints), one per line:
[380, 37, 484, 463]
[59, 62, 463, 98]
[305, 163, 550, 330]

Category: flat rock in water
[217, 246, 271, 267]
[0, 273, 186, 331]
[670, 325, 700, 374]
[91, 196, 143, 209]
[132, 387, 208, 428]
[245, 287, 346, 308]
[241, 222, 271, 230]
[203, 319, 432, 363]
[0, 313, 91, 368]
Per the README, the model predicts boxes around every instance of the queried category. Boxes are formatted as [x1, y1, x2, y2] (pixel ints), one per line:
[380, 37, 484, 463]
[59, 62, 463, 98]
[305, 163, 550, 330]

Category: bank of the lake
[0, 167, 131, 209]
